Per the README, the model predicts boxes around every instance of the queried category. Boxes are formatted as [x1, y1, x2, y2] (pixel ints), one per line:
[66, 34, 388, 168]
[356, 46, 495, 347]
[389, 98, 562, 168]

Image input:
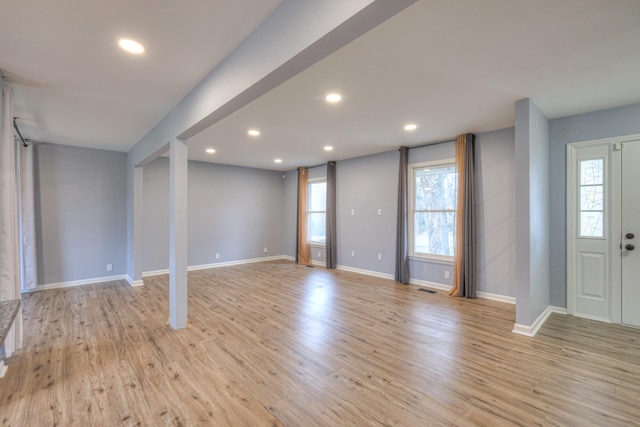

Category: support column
[169, 138, 188, 329]
[132, 166, 144, 285]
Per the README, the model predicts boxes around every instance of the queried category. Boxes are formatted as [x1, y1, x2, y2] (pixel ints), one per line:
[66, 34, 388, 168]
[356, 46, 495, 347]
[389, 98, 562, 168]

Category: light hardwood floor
[1, 260, 640, 426]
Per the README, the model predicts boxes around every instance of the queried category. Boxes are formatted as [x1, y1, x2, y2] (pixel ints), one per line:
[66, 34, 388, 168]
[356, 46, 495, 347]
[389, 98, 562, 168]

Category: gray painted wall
[515, 98, 550, 325]
[34, 144, 127, 284]
[281, 130, 517, 297]
[549, 102, 640, 307]
[336, 151, 398, 274]
[475, 128, 516, 297]
[142, 158, 285, 272]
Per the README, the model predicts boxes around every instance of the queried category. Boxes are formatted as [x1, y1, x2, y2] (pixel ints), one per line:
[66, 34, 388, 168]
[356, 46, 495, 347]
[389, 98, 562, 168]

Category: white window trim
[308, 177, 327, 245]
[408, 158, 456, 262]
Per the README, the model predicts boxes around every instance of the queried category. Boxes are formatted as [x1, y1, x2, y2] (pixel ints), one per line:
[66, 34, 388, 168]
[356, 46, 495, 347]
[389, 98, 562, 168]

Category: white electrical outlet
[106, 264, 112, 272]
[215, 253, 220, 259]
[444, 271, 450, 279]
[264, 247, 268, 253]
[351, 209, 355, 216]
[377, 253, 382, 261]
[351, 250, 355, 257]
[317, 251, 321, 257]
[378, 208, 382, 216]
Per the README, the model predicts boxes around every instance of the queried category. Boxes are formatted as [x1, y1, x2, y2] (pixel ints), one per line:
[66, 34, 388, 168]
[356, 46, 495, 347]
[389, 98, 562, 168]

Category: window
[308, 180, 326, 244]
[409, 160, 457, 260]
[579, 158, 604, 238]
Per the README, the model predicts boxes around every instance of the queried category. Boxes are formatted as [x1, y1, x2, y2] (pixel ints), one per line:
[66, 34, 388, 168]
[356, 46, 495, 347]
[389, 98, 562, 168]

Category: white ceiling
[188, 0, 640, 170]
[3, 0, 640, 170]
[1, 0, 282, 151]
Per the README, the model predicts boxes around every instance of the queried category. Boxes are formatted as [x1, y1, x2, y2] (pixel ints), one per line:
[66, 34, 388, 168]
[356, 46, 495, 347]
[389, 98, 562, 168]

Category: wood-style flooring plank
[1, 260, 640, 426]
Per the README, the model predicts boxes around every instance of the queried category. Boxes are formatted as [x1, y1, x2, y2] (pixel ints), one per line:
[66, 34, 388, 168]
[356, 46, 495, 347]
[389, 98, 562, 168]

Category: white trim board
[512, 306, 567, 337]
[336, 265, 394, 280]
[143, 255, 291, 277]
[23, 274, 129, 293]
[23, 256, 294, 292]
[410, 278, 516, 304]
[125, 276, 144, 287]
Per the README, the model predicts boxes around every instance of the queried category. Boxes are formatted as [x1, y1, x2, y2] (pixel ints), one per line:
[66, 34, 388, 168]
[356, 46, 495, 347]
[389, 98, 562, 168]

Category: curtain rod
[406, 138, 456, 150]
[13, 117, 28, 147]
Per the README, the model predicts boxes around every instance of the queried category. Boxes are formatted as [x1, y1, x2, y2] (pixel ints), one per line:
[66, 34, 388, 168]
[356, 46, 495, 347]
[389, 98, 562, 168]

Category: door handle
[626, 244, 635, 251]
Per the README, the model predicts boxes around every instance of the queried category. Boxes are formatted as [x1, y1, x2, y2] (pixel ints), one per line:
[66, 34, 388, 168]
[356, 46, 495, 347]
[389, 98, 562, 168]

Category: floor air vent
[418, 288, 437, 294]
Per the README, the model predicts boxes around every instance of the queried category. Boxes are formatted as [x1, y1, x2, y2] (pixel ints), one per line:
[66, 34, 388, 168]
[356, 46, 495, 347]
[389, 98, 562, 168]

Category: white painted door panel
[569, 144, 611, 322]
[621, 140, 640, 327]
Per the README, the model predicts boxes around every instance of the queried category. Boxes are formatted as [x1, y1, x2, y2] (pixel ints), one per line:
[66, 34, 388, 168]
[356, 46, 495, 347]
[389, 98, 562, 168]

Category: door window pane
[579, 158, 604, 238]
[580, 186, 603, 211]
[580, 212, 603, 237]
[580, 159, 603, 185]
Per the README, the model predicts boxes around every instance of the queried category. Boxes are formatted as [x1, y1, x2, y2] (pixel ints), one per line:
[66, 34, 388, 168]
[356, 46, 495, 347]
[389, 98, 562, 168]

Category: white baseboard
[0, 360, 7, 378]
[512, 305, 567, 337]
[125, 275, 144, 287]
[410, 279, 516, 304]
[23, 274, 128, 293]
[550, 306, 567, 315]
[23, 257, 293, 293]
[409, 278, 450, 291]
[141, 268, 169, 277]
[477, 291, 516, 305]
[336, 265, 394, 280]
[311, 259, 327, 268]
[143, 255, 292, 278]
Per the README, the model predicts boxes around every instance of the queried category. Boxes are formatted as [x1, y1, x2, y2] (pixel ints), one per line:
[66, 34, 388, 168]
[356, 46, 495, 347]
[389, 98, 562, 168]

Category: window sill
[409, 256, 454, 265]
[309, 242, 326, 247]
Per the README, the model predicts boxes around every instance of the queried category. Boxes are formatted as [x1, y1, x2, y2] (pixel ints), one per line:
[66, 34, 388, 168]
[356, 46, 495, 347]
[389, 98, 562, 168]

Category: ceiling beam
[128, 0, 417, 167]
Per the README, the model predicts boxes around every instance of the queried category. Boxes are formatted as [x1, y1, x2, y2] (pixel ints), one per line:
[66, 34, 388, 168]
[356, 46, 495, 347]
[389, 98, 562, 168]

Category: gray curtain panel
[461, 134, 476, 297]
[395, 147, 410, 283]
[326, 161, 337, 269]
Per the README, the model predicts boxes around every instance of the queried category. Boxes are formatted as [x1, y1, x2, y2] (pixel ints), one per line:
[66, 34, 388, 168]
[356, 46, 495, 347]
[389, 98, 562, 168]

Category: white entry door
[567, 143, 612, 322]
[621, 139, 640, 327]
[568, 135, 640, 327]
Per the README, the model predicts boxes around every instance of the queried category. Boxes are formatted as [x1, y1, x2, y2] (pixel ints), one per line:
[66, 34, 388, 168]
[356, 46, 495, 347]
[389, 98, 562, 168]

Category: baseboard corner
[126, 275, 144, 287]
[512, 305, 556, 337]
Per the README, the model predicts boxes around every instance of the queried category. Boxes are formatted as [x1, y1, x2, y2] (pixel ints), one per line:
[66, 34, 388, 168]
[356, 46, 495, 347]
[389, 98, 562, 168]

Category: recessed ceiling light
[248, 129, 261, 137]
[325, 93, 342, 103]
[205, 148, 216, 154]
[404, 123, 418, 131]
[118, 38, 145, 54]
[274, 158, 283, 163]
[324, 145, 334, 151]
